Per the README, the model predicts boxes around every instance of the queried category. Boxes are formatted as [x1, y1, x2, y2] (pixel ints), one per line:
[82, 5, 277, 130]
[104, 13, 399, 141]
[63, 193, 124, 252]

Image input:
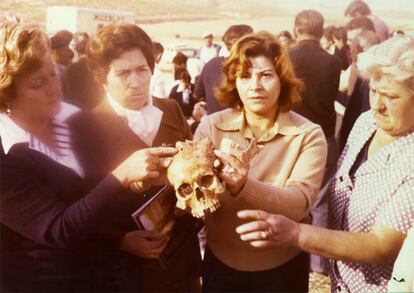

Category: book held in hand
[131, 185, 203, 269]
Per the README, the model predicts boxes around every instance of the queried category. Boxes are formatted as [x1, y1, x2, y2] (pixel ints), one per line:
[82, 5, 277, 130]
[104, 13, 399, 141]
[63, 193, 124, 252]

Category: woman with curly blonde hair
[0, 22, 177, 292]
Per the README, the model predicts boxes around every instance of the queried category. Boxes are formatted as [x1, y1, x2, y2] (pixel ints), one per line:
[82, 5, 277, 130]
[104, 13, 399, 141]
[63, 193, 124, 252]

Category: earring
[6, 105, 12, 117]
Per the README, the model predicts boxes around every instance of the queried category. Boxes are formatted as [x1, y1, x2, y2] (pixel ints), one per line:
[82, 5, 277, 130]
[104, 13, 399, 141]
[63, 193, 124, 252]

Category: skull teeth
[209, 202, 219, 213]
[190, 200, 221, 218]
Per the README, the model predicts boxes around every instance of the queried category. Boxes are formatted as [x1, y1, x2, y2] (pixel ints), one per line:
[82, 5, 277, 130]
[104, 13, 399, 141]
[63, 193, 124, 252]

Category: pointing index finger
[147, 147, 178, 157]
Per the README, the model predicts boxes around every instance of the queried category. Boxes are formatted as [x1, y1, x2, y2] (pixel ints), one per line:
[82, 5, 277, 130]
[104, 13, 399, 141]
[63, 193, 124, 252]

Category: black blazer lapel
[152, 98, 191, 147]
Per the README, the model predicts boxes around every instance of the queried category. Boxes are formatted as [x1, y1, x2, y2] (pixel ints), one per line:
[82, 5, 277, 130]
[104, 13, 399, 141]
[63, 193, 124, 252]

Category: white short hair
[357, 35, 414, 92]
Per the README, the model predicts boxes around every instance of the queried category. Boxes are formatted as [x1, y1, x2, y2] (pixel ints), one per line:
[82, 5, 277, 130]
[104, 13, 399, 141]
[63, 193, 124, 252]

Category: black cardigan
[289, 40, 342, 138]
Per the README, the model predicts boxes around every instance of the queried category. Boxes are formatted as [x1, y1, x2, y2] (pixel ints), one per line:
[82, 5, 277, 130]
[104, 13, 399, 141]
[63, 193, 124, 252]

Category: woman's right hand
[119, 230, 169, 259]
[236, 210, 300, 249]
[214, 150, 249, 196]
[112, 147, 177, 188]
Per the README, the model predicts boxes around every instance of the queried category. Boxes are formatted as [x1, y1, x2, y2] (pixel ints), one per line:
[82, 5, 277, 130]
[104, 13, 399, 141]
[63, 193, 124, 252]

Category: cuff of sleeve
[237, 177, 279, 207]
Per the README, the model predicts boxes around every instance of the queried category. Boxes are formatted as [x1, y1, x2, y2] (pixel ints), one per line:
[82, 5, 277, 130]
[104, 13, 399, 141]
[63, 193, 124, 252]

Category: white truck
[46, 6, 135, 36]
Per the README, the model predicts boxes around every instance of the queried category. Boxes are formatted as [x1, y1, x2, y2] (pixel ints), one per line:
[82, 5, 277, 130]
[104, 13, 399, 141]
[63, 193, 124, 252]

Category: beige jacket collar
[214, 108, 305, 142]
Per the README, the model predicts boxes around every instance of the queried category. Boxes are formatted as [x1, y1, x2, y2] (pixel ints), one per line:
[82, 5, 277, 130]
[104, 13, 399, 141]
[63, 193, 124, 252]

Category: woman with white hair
[235, 35, 414, 292]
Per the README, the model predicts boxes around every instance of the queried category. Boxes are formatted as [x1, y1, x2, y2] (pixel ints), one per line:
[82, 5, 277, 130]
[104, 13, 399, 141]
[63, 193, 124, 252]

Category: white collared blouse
[0, 102, 84, 177]
[329, 111, 414, 292]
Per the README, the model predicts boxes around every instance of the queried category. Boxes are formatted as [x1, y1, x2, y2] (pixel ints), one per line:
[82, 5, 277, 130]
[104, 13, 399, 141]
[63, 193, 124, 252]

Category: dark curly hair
[86, 23, 154, 84]
[344, 0, 371, 18]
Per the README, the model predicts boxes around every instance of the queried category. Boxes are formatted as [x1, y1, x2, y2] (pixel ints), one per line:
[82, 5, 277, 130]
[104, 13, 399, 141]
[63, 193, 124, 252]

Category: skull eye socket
[201, 175, 214, 187]
[178, 183, 193, 197]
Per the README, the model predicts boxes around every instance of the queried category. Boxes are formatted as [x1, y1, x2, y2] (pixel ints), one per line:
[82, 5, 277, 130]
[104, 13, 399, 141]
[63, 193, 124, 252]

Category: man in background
[194, 24, 253, 114]
[50, 30, 74, 79]
[63, 34, 103, 110]
[150, 41, 167, 99]
[288, 9, 341, 276]
[344, 0, 389, 42]
[346, 16, 376, 46]
[196, 32, 221, 64]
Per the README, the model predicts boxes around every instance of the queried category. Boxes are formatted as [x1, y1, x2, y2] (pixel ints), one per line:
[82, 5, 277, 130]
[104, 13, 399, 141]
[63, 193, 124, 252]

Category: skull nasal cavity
[196, 188, 204, 200]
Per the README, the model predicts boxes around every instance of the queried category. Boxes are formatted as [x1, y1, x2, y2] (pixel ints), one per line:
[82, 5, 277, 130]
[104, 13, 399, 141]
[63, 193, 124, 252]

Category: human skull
[167, 139, 225, 218]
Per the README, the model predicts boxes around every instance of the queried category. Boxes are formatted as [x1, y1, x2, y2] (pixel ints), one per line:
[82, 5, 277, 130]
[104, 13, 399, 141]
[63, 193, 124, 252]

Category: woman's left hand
[236, 210, 300, 249]
[214, 150, 249, 195]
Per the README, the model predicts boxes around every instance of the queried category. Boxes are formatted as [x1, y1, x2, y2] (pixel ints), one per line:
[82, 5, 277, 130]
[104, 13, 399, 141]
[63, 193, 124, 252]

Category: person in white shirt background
[196, 32, 221, 64]
[150, 41, 167, 99]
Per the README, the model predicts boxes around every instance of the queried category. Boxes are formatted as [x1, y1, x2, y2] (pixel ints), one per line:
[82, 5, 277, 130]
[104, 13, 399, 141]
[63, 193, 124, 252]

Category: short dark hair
[74, 38, 89, 55]
[216, 32, 302, 113]
[294, 9, 324, 39]
[172, 52, 188, 66]
[277, 30, 293, 40]
[51, 29, 73, 50]
[152, 41, 164, 56]
[345, 0, 371, 18]
[322, 26, 336, 42]
[346, 16, 375, 32]
[222, 24, 253, 50]
[333, 26, 348, 43]
[179, 70, 191, 84]
[174, 67, 187, 80]
[86, 23, 154, 84]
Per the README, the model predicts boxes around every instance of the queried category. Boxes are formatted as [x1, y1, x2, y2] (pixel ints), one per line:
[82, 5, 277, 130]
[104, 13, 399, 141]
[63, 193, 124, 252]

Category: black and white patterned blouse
[328, 111, 414, 292]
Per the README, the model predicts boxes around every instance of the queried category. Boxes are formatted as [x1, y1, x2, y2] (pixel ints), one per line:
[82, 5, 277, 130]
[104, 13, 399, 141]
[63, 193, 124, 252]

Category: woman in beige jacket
[194, 32, 327, 292]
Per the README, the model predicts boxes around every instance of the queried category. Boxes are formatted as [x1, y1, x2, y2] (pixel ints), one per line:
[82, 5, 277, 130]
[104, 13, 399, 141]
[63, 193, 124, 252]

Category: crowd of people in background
[1, 0, 414, 292]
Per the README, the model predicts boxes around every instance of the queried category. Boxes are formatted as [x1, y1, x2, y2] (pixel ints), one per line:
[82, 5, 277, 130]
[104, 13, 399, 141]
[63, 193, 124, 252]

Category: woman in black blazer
[0, 22, 176, 292]
[87, 23, 202, 292]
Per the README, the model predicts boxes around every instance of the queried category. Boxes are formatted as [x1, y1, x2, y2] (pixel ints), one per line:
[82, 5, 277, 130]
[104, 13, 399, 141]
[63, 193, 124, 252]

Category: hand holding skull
[167, 139, 226, 218]
[215, 138, 260, 195]
[214, 150, 248, 196]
